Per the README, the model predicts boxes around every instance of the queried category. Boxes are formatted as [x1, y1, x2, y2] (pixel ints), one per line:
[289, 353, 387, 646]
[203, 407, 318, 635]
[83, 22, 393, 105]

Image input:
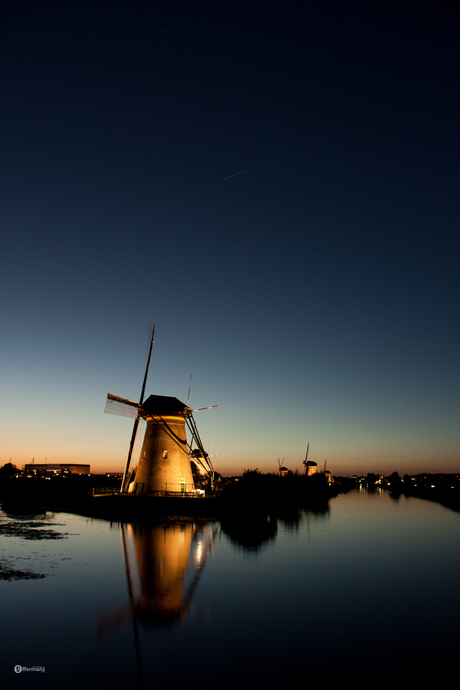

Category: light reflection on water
[1, 491, 459, 688]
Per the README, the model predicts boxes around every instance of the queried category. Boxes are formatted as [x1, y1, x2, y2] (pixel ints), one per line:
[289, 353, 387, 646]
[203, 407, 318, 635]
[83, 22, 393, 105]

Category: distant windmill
[104, 324, 214, 494]
[302, 443, 309, 473]
[277, 457, 289, 477]
[303, 442, 318, 476]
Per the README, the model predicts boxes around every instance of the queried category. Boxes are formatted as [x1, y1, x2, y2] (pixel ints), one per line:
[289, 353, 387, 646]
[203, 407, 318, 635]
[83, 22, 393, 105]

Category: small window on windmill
[180, 477, 185, 493]
[142, 451, 146, 459]
[163, 450, 168, 459]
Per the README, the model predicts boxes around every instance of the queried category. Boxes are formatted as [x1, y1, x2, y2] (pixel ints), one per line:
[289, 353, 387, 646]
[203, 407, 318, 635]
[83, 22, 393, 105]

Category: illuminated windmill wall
[131, 395, 195, 494]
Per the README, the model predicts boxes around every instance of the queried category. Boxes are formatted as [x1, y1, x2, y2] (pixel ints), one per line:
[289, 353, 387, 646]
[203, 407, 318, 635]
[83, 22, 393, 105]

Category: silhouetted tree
[0, 463, 18, 477]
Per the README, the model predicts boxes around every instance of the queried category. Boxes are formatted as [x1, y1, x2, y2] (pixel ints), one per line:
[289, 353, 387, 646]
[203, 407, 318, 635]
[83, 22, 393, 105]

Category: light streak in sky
[221, 164, 260, 181]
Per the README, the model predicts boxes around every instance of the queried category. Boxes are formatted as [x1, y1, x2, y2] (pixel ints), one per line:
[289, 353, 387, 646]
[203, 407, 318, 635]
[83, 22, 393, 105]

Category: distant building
[347, 475, 360, 484]
[24, 463, 90, 475]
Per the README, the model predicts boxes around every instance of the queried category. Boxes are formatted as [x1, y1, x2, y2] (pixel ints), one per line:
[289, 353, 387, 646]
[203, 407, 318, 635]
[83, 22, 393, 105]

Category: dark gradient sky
[1, 1, 459, 475]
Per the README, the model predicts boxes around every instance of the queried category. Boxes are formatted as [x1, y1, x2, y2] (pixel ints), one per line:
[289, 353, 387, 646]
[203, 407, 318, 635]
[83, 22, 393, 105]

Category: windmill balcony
[130, 482, 200, 496]
[162, 482, 197, 496]
[93, 485, 204, 497]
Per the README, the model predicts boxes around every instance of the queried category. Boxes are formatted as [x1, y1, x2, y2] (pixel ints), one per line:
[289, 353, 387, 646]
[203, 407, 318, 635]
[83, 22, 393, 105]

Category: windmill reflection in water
[98, 521, 217, 683]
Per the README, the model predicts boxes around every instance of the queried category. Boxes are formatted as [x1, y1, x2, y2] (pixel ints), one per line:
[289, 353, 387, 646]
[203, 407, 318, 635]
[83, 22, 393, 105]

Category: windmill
[104, 324, 214, 494]
[302, 443, 309, 473]
[277, 457, 289, 477]
[303, 442, 318, 476]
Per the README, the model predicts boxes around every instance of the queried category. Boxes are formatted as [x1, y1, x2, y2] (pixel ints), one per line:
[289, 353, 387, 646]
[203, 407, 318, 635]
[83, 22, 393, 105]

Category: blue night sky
[1, 1, 459, 476]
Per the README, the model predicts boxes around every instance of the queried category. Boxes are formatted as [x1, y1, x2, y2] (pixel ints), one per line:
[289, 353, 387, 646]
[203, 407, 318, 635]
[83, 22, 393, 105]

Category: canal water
[1, 490, 459, 689]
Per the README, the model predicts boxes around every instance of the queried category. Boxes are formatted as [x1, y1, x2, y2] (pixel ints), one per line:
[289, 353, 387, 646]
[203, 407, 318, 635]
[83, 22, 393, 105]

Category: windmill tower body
[305, 460, 318, 477]
[129, 395, 195, 495]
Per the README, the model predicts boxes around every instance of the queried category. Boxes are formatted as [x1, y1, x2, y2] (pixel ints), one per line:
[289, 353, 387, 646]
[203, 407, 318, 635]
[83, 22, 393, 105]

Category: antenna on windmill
[187, 375, 192, 406]
[186, 376, 217, 413]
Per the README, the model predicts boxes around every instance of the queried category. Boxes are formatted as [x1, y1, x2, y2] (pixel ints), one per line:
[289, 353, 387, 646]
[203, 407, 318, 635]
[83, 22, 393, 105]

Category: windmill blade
[193, 405, 218, 412]
[138, 323, 155, 407]
[131, 417, 146, 466]
[120, 323, 155, 492]
[121, 415, 141, 492]
[105, 393, 139, 419]
[190, 449, 213, 475]
[186, 414, 214, 473]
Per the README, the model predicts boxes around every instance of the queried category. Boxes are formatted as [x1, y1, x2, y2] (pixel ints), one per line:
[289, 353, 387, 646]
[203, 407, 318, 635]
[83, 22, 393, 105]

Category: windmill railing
[92, 487, 120, 495]
[164, 482, 195, 494]
[150, 490, 204, 497]
[92, 486, 205, 497]
[128, 482, 198, 494]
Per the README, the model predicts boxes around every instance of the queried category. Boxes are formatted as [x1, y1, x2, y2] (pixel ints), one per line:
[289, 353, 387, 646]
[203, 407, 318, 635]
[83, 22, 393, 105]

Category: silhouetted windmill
[277, 457, 289, 477]
[303, 442, 318, 476]
[302, 443, 309, 474]
[104, 324, 213, 494]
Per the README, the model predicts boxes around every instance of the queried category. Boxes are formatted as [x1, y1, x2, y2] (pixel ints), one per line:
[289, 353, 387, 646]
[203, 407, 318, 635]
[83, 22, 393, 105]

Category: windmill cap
[141, 395, 192, 417]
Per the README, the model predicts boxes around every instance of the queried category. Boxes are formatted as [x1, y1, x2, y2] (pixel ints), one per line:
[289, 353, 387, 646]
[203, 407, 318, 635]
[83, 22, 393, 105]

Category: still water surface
[1, 490, 459, 688]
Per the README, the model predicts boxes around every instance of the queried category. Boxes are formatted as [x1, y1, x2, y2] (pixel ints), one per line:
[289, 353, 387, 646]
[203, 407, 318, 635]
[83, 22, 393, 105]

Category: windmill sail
[103, 324, 156, 493]
[129, 417, 146, 470]
[105, 394, 139, 418]
[303, 442, 310, 473]
[120, 325, 156, 492]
